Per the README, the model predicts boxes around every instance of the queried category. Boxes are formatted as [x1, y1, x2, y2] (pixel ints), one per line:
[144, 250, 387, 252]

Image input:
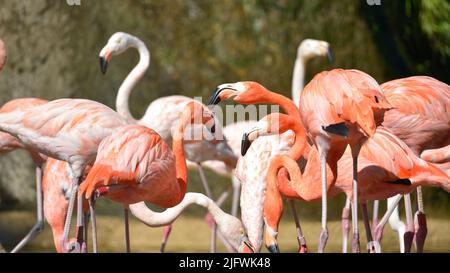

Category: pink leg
[372, 200, 379, 236]
[373, 194, 403, 250]
[160, 225, 172, 253]
[341, 198, 351, 253]
[403, 194, 414, 253]
[362, 202, 380, 253]
[289, 200, 307, 253]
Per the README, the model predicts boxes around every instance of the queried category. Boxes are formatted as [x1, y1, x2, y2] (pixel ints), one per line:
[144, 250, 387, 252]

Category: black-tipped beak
[241, 133, 251, 156]
[210, 124, 216, 134]
[208, 87, 222, 106]
[267, 244, 280, 253]
[327, 47, 334, 63]
[100, 57, 109, 74]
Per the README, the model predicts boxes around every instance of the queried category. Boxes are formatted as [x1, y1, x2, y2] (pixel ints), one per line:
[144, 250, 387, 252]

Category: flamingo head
[99, 32, 139, 73]
[176, 101, 217, 142]
[241, 113, 293, 156]
[297, 39, 333, 63]
[208, 81, 270, 106]
[0, 38, 6, 72]
[215, 211, 256, 253]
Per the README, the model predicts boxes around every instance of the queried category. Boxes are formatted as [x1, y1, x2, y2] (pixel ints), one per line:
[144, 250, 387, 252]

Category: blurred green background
[0, 0, 449, 252]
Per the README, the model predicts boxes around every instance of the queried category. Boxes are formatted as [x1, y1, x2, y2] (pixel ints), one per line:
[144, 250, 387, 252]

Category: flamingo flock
[0, 32, 448, 253]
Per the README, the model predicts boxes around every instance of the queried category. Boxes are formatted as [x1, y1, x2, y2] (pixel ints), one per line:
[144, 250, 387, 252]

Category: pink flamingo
[99, 32, 237, 252]
[208, 69, 392, 252]
[0, 98, 129, 252]
[0, 98, 48, 252]
[77, 103, 254, 252]
[373, 76, 450, 252]
[241, 112, 449, 252]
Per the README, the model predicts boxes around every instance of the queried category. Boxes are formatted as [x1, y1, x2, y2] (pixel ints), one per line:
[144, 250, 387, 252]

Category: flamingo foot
[403, 225, 414, 253]
[352, 231, 360, 253]
[414, 212, 427, 253]
[63, 238, 83, 253]
[317, 228, 328, 253]
[160, 225, 172, 253]
[367, 241, 381, 253]
[297, 235, 307, 253]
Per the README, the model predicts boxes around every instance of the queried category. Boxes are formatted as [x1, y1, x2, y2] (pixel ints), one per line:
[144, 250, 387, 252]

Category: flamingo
[241, 112, 449, 252]
[77, 102, 254, 253]
[99, 32, 237, 252]
[0, 98, 48, 252]
[203, 39, 332, 252]
[373, 76, 450, 252]
[208, 69, 392, 252]
[0, 98, 129, 252]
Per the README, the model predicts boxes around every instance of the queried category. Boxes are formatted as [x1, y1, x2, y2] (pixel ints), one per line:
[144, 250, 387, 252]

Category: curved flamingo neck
[116, 37, 150, 123]
[291, 57, 305, 108]
[268, 154, 333, 201]
[172, 118, 188, 199]
[285, 117, 308, 161]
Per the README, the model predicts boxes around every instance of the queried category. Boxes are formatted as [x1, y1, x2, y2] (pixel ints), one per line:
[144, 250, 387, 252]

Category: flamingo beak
[241, 133, 252, 156]
[208, 84, 237, 106]
[241, 127, 260, 156]
[99, 51, 112, 74]
[99, 57, 108, 74]
[239, 235, 256, 253]
[326, 47, 334, 63]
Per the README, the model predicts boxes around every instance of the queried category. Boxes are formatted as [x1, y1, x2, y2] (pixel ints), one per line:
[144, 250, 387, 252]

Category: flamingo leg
[373, 194, 403, 248]
[318, 150, 329, 253]
[76, 191, 86, 253]
[124, 207, 131, 253]
[341, 197, 351, 253]
[83, 212, 89, 250]
[263, 169, 284, 253]
[11, 166, 44, 253]
[387, 196, 406, 253]
[89, 197, 97, 253]
[362, 202, 380, 253]
[196, 163, 216, 253]
[350, 147, 361, 253]
[61, 181, 78, 252]
[288, 200, 307, 253]
[372, 200, 379, 236]
[160, 225, 172, 253]
[231, 175, 241, 217]
[414, 187, 427, 253]
[403, 194, 414, 253]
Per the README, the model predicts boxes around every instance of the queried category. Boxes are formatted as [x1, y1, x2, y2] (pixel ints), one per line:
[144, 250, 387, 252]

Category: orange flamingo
[0, 98, 129, 252]
[208, 69, 392, 252]
[0, 98, 48, 252]
[241, 112, 449, 252]
[77, 103, 254, 252]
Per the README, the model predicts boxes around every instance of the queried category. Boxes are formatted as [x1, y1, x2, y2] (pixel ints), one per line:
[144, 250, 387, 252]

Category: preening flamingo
[99, 32, 237, 252]
[241, 113, 449, 252]
[0, 98, 48, 252]
[0, 98, 129, 252]
[77, 103, 254, 252]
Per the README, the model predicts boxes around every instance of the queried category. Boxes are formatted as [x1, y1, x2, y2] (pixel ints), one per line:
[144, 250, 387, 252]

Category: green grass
[1, 210, 449, 253]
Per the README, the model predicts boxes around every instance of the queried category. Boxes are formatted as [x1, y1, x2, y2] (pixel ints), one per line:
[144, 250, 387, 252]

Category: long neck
[116, 38, 150, 123]
[268, 154, 328, 201]
[172, 119, 188, 199]
[128, 193, 215, 227]
[129, 192, 239, 250]
[265, 91, 301, 122]
[291, 58, 305, 108]
[286, 118, 308, 161]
